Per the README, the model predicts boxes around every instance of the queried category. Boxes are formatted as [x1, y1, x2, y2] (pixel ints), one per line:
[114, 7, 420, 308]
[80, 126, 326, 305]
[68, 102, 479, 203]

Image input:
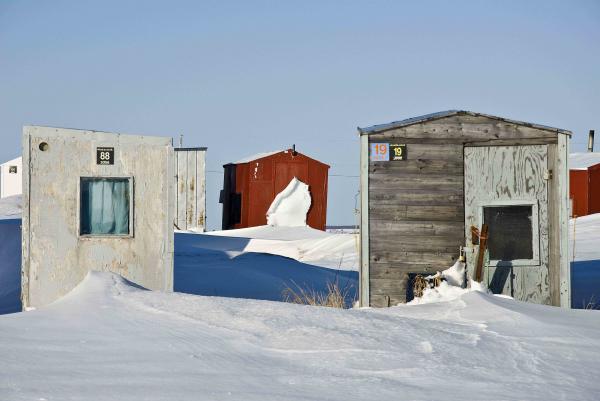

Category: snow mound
[266, 177, 311, 227]
[0, 194, 22, 219]
[186, 225, 358, 270]
[2, 271, 600, 400]
[408, 260, 491, 305]
[570, 213, 600, 262]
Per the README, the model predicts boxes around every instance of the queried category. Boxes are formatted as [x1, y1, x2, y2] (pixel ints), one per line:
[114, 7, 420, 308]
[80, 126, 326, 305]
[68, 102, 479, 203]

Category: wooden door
[464, 145, 550, 304]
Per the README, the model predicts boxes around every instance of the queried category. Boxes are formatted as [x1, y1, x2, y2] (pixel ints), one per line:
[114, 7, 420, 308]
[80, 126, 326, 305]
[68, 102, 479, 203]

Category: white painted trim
[558, 133, 571, 308]
[359, 133, 370, 307]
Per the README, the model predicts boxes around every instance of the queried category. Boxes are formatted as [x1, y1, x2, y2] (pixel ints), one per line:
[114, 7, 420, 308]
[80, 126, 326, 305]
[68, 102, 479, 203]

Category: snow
[570, 213, 600, 262]
[233, 150, 283, 164]
[407, 261, 490, 305]
[1, 270, 600, 400]
[174, 227, 358, 305]
[266, 177, 311, 227]
[198, 225, 357, 270]
[0, 194, 22, 220]
[569, 152, 600, 170]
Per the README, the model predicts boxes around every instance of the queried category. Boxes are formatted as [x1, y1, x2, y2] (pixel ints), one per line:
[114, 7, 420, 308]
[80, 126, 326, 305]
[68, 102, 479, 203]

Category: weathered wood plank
[369, 173, 463, 191]
[370, 235, 461, 253]
[369, 190, 463, 206]
[370, 220, 463, 237]
[370, 251, 458, 266]
[369, 205, 464, 222]
[369, 159, 463, 175]
[368, 115, 559, 142]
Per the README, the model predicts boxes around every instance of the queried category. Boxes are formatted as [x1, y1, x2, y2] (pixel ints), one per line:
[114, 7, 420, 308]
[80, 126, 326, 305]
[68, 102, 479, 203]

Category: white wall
[0, 157, 22, 198]
[22, 126, 174, 309]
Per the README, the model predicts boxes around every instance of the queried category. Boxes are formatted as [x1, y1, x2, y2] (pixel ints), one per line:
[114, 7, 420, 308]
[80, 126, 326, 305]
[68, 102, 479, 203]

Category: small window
[80, 177, 132, 236]
[9, 166, 17, 174]
[483, 205, 533, 261]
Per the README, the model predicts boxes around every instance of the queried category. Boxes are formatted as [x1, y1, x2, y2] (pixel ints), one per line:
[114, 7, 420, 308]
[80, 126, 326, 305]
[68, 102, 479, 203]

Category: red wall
[589, 165, 600, 215]
[570, 170, 589, 217]
[234, 150, 329, 230]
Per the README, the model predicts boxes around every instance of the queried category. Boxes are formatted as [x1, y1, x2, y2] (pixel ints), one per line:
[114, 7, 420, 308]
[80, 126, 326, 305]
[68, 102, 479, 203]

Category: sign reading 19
[370, 143, 389, 161]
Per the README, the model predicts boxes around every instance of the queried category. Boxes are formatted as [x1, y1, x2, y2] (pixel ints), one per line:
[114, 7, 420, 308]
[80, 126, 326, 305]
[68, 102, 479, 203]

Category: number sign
[370, 143, 407, 161]
[390, 144, 407, 161]
[370, 143, 389, 161]
[96, 147, 115, 165]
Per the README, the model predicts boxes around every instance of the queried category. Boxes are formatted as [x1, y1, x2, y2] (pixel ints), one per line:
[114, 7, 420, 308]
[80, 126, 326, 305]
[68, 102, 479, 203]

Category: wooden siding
[367, 142, 464, 306]
[365, 113, 564, 307]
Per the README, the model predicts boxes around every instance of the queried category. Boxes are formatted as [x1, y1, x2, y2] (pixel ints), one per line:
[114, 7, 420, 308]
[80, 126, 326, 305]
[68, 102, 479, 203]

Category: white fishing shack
[21, 126, 175, 309]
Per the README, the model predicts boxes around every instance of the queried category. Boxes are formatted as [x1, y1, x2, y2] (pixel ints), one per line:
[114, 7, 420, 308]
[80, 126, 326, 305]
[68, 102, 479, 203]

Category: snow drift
[1, 271, 600, 401]
[266, 177, 311, 227]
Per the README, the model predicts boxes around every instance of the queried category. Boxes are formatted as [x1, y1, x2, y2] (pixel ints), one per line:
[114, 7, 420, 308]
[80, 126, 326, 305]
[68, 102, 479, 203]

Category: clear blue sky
[1, 0, 598, 229]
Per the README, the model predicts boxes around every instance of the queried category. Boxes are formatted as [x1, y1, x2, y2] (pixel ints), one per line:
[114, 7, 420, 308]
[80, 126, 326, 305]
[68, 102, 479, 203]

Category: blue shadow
[571, 259, 600, 309]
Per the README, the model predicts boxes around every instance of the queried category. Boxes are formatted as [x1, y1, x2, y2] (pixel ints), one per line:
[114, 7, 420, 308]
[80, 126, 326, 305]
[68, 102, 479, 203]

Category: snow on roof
[569, 153, 600, 170]
[232, 150, 284, 164]
[358, 110, 572, 135]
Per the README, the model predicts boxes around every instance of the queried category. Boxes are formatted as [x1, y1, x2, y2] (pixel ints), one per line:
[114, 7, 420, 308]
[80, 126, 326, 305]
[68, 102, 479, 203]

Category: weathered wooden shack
[21, 126, 174, 309]
[359, 111, 571, 308]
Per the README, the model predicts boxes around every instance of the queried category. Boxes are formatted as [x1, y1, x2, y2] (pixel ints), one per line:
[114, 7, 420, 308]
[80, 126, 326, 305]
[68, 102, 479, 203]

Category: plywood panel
[464, 145, 550, 304]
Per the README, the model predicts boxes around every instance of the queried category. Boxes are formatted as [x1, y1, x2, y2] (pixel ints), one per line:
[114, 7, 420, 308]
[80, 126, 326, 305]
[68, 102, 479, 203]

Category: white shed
[0, 156, 22, 198]
[21, 126, 175, 309]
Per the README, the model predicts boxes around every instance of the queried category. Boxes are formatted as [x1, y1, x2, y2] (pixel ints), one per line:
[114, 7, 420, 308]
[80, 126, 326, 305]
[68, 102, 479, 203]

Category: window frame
[78, 176, 135, 239]
[478, 199, 540, 267]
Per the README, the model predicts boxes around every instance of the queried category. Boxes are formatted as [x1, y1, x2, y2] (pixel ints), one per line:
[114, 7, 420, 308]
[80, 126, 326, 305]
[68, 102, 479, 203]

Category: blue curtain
[81, 178, 130, 235]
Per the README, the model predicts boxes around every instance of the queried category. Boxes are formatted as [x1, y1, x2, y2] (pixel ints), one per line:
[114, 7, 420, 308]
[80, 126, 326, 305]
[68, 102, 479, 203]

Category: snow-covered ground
[1, 271, 600, 400]
[189, 225, 358, 270]
[174, 227, 358, 306]
[570, 214, 600, 308]
[0, 194, 22, 220]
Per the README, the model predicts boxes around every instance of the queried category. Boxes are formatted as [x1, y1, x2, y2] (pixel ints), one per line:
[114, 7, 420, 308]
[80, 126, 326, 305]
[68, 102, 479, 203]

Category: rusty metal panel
[570, 170, 589, 217]
[21, 126, 174, 309]
[174, 148, 206, 231]
[589, 165, 600, 215]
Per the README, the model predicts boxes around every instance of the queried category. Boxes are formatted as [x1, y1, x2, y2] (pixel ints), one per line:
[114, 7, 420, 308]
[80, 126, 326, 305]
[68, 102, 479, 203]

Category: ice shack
[174, 147, 207, 231]
[359, 111, 571, 308]
[569, 149, 600, 217]
[220, 148, 329, 230]
[21, 126, 175, 309]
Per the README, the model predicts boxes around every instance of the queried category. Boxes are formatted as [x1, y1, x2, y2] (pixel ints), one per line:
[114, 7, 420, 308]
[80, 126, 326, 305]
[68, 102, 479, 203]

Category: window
[483, 205, 534, 262]
[80, 178, 132, 236]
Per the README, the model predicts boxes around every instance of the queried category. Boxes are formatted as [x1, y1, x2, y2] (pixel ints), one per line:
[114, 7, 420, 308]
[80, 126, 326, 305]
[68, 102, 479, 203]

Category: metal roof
[569, 152, 600, 170]
[358, 110, 572, 136]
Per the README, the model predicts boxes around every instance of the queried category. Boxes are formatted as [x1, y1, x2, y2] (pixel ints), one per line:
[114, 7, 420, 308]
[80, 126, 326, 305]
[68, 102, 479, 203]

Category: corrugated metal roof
[358, 110, 572, 135]
[569, 153, 600, 170]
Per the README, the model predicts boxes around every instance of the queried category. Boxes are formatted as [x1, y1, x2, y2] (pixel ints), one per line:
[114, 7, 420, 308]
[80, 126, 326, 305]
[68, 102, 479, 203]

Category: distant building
[569, 153, 600, 217]
[220, 148, 329, 230]
[0, 156, 22, 198]
[174, 147, 207, 231]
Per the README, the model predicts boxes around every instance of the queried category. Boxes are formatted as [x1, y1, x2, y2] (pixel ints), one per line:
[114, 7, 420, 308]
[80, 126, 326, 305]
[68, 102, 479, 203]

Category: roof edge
[358, 110, 572, 136]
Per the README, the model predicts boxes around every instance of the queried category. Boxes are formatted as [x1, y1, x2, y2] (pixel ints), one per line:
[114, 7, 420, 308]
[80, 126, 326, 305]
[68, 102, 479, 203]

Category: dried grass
[583, 295, 599, 310]
[282, 280, 355, 309]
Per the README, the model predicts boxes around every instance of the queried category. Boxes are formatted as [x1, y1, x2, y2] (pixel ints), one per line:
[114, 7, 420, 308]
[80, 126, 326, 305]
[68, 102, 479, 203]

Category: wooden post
[474, 224, 489, 282]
